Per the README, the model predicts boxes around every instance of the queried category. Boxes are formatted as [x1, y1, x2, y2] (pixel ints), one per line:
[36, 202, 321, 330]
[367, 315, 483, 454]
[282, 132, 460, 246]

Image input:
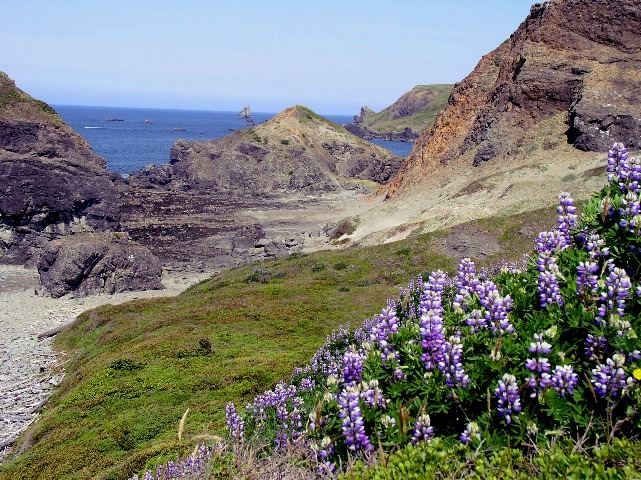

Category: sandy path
[0, 265, 211, 463]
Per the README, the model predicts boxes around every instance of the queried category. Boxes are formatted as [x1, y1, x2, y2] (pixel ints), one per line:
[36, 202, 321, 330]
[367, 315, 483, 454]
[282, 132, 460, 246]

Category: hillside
[345, 84, 453, 141]
[339, 0, 641, 247]
[0, 202, 562, 479]
[385, 0, 641, 197]
[129, 105, 403, 194]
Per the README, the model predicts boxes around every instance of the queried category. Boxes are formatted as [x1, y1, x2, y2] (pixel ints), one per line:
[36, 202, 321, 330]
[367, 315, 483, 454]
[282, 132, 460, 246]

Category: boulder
[37, 233, 163, 298]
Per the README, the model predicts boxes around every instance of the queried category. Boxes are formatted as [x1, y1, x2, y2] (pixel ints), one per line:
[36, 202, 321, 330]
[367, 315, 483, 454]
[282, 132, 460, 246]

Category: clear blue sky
[3, 0, 536, 115]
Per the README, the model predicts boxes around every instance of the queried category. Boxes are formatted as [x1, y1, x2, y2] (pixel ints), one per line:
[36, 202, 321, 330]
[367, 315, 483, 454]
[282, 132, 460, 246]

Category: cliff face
[0, 72, 121, 264]
[130, 105, 402, 194]
[385, 0, 641, 197]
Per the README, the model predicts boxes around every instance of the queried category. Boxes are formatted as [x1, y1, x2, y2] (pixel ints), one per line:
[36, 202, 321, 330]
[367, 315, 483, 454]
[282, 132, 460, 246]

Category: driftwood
[36, 325, 66, 340]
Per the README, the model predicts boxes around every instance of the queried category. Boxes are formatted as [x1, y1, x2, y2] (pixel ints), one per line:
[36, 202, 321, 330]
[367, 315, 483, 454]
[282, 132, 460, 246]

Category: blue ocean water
[53, 105, 412, 175]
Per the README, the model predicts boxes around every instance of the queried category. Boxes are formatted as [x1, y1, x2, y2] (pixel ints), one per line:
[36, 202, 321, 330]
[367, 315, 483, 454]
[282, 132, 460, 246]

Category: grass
[0, 205, 559, 479]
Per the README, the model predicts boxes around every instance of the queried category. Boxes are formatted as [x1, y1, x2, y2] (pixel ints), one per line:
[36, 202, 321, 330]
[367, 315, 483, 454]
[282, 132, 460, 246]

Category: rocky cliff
[129, 105, 402, 194]
[0, 72, 121, 264]
[345, 85, 453, 142]
[384, 0, 641, 197]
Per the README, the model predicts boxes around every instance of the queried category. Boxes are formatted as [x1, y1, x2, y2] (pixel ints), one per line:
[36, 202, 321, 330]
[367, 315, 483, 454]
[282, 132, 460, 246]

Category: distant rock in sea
[238, 105, 252, 119]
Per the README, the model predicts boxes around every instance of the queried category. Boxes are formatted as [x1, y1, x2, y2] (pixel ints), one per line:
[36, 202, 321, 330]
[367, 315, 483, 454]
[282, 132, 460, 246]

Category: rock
[0, 72, 121, 265]
[346, 85, 453, 142]
[37, 233, 163, 298]
[232, 224, 266, 252]
[129, 105, 403, 195]
[384, 0, 641, 197]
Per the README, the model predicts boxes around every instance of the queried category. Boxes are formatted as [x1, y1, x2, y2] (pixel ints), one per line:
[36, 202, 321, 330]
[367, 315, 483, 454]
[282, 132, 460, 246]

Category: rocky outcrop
[0, 72, 121, 264]
[346, 85, 453, 142]
[37, 233, 163, 298]
[385, 0, 641, 197]
[129, 105, 402, 195]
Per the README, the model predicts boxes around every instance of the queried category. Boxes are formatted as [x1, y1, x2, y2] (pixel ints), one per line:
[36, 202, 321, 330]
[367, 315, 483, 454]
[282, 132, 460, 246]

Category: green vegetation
[361, 84, 453, 135]
[0, 205, 559, 479]
[0, 72, 59, 119]
[209, 145, 641, 479]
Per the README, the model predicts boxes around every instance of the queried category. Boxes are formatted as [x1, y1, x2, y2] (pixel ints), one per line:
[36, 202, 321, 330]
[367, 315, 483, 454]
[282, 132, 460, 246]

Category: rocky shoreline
[0, 265, 211, 463]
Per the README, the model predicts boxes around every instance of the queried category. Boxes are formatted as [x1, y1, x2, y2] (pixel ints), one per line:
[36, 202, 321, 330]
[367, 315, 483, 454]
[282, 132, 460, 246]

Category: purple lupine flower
[617, 191, 641, 233]
[538, 267, 564, 308]
[557, 192, 578, 245]
[246, 382, 298, 428]
[494, 373, 521, 424]
[465, 308, 486, 332]
[525, 333, 552, 397]
[360, 379, 387, 409]
[549, 365, 579, 397]
[453, 258, 480, 312]
[164, 461, 178, 478]
[585, 233, 609, 259]
[629, 155, 641, 194]
[477, 280, 514, 335]
[342, 348, 364, 385]
[438, 335, 470, 388]
[460, 422, 480, 444]
[274, 395, 304, 449]
[596, 264, 631, 328]
[419, 271, 448, 371]
[225, 402, 244, 442]
[420, 309, 446, 370]
[576, 261, 599, 296]
[607, 142, 629, 187]
[628, 350, 641, 362]
[299, 377, 316, 391]
[585, 334, 608, 361]
[535, 230, 568, 258]
[411, 413, 435, 445]
[525, 357, 552, 374]
[591, 356, 628, 399]
[370, 301, 400, 365]
[337, 385, 374, 452]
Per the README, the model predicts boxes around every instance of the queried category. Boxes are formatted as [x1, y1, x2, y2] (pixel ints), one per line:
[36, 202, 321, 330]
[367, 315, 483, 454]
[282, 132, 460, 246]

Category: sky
[3, 1, 537, 115]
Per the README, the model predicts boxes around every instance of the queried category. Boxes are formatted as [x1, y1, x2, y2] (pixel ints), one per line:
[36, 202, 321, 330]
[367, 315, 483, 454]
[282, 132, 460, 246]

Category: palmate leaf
[542, 388, 573, 425]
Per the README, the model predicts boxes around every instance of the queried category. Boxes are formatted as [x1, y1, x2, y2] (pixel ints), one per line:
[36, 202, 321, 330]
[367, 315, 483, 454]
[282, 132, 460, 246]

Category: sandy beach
[0, 265, 211, 463]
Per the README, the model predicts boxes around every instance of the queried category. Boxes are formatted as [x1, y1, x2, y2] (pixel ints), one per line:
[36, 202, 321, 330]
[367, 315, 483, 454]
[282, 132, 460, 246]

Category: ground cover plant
[131, 143, 641, 478]
[0, 202, 557, 479]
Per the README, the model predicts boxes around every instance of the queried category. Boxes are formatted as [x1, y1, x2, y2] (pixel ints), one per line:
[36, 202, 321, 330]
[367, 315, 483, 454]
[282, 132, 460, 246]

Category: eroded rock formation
[0, 72, 121, 264]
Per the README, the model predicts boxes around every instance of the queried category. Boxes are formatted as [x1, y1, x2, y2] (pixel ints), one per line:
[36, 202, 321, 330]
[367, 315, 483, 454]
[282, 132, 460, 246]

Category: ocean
[53, 105, 413, 175]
